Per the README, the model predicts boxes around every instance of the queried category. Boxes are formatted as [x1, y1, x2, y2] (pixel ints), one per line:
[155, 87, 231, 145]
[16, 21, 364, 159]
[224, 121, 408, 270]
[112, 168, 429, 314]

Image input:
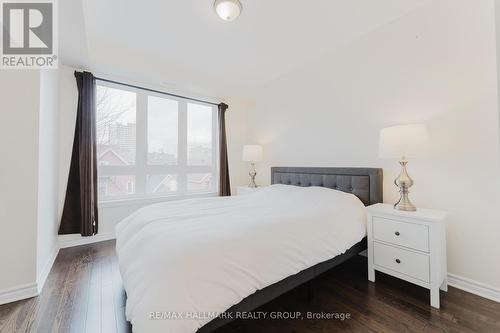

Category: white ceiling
[60, 0, 430, 99]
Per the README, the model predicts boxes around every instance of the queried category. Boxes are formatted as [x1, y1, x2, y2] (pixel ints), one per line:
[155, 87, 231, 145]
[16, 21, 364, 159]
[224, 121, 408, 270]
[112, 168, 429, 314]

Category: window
[187, 103, 213, 166]
[147, 96, 178, 165]
[96, 81, 218, 202]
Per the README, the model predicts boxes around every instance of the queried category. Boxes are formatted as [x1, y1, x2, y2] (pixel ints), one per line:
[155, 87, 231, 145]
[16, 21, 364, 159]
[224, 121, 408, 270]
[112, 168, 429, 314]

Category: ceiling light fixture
[214, 0, 242, 22]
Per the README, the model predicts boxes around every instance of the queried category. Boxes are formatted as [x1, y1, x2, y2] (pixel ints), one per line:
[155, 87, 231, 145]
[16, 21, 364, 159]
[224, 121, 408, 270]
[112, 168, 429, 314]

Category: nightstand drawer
[373, 242, 430, 283]
[373, 216, 429, 252]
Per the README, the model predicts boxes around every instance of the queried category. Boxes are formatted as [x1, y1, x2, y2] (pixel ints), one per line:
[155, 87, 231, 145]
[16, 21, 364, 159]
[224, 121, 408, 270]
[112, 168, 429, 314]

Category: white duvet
[115, 184, 366, 333]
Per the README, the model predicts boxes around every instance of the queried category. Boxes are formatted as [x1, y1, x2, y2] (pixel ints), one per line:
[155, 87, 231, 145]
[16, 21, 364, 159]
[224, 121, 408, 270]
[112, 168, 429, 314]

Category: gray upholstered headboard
[271, 167, 383, 206]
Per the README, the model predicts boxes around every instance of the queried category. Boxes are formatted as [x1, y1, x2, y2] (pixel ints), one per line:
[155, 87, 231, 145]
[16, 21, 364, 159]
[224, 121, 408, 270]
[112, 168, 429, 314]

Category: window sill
[98, 191, 218, 208]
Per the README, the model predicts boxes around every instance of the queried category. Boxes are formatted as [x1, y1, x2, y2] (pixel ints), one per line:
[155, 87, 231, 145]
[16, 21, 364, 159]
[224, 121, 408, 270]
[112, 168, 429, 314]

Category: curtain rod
[95, 76, 220, 106]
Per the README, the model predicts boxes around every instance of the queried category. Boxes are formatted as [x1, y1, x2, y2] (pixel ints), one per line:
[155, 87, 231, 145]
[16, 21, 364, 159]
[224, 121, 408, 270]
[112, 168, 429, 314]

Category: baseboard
[0, 235, 112, 305]
[37, 245, 60, 293]
[447, 273, 500, 303]
[58, 232, 115, 249]
[0, 283, 38, 306]
[0, 245, 61, 305]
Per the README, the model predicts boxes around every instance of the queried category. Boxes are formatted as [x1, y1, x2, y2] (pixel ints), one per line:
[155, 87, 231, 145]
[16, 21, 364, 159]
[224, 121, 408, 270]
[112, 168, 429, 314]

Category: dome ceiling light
[214, 0, 242, 22]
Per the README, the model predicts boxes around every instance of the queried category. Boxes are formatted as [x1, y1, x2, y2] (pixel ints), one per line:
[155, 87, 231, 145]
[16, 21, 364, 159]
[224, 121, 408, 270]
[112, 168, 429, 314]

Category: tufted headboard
[271, 167, 383, 206]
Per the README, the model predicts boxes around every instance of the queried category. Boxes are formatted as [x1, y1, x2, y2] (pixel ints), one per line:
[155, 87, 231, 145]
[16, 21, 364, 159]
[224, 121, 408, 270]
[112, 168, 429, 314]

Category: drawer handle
[395, 259, 401, 264]
[395, 231, 400, 236]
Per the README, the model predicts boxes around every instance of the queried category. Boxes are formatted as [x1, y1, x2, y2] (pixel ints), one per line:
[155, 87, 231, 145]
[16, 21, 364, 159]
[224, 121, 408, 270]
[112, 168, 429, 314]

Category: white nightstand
[235, 186, 263, 195]
[367, 203, 448, 308]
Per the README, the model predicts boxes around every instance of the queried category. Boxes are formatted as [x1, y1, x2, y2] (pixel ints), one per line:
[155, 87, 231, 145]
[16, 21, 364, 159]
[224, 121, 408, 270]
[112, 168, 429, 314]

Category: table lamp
[379, 124, 429, 211]
[242, 145, 263, 188]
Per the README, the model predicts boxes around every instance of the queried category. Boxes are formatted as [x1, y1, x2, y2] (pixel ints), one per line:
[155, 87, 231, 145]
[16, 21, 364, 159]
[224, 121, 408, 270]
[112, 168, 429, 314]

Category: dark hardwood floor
[1, 240, 499, 333]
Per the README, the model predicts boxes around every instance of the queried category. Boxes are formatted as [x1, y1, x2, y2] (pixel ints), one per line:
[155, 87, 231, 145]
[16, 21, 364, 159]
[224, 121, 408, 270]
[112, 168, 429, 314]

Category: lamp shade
[378, 124, 429, 159]
[242, 145, 263, 162]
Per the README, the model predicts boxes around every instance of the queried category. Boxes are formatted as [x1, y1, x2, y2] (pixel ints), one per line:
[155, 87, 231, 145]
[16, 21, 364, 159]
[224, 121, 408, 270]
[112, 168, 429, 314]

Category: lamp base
[394, 197, 417, 211]
[394, 160, 417, 212]
[248, 163, 258, 188]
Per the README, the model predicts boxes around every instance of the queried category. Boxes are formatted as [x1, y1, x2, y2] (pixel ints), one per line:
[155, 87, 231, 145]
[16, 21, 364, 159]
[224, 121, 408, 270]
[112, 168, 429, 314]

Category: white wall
[0, 70, 40, 302]
[237, 0, 500, 290]
[37, 69, 60, 287]
[0, 69, 61, 303]
[496, 0, 500, 154]
[225, 97, 256, 191]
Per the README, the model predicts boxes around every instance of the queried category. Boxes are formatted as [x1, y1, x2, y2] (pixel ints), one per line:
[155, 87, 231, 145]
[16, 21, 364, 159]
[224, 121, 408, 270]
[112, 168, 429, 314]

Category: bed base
[197, 237, 367, 333]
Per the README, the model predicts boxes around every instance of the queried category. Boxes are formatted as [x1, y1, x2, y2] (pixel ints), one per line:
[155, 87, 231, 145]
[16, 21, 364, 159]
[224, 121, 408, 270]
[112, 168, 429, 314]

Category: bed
[115, 167, 383, 333]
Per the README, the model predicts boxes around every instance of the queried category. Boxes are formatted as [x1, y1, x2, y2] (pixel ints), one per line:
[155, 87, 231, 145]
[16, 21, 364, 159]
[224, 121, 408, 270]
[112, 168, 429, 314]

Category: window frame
[96, 80, 219, 204]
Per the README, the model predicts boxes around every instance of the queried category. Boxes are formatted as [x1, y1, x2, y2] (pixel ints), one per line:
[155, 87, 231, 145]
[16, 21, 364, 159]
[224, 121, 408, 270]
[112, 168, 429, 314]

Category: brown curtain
[218, 103, 231, 196]
[59, 71, 98, 236]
